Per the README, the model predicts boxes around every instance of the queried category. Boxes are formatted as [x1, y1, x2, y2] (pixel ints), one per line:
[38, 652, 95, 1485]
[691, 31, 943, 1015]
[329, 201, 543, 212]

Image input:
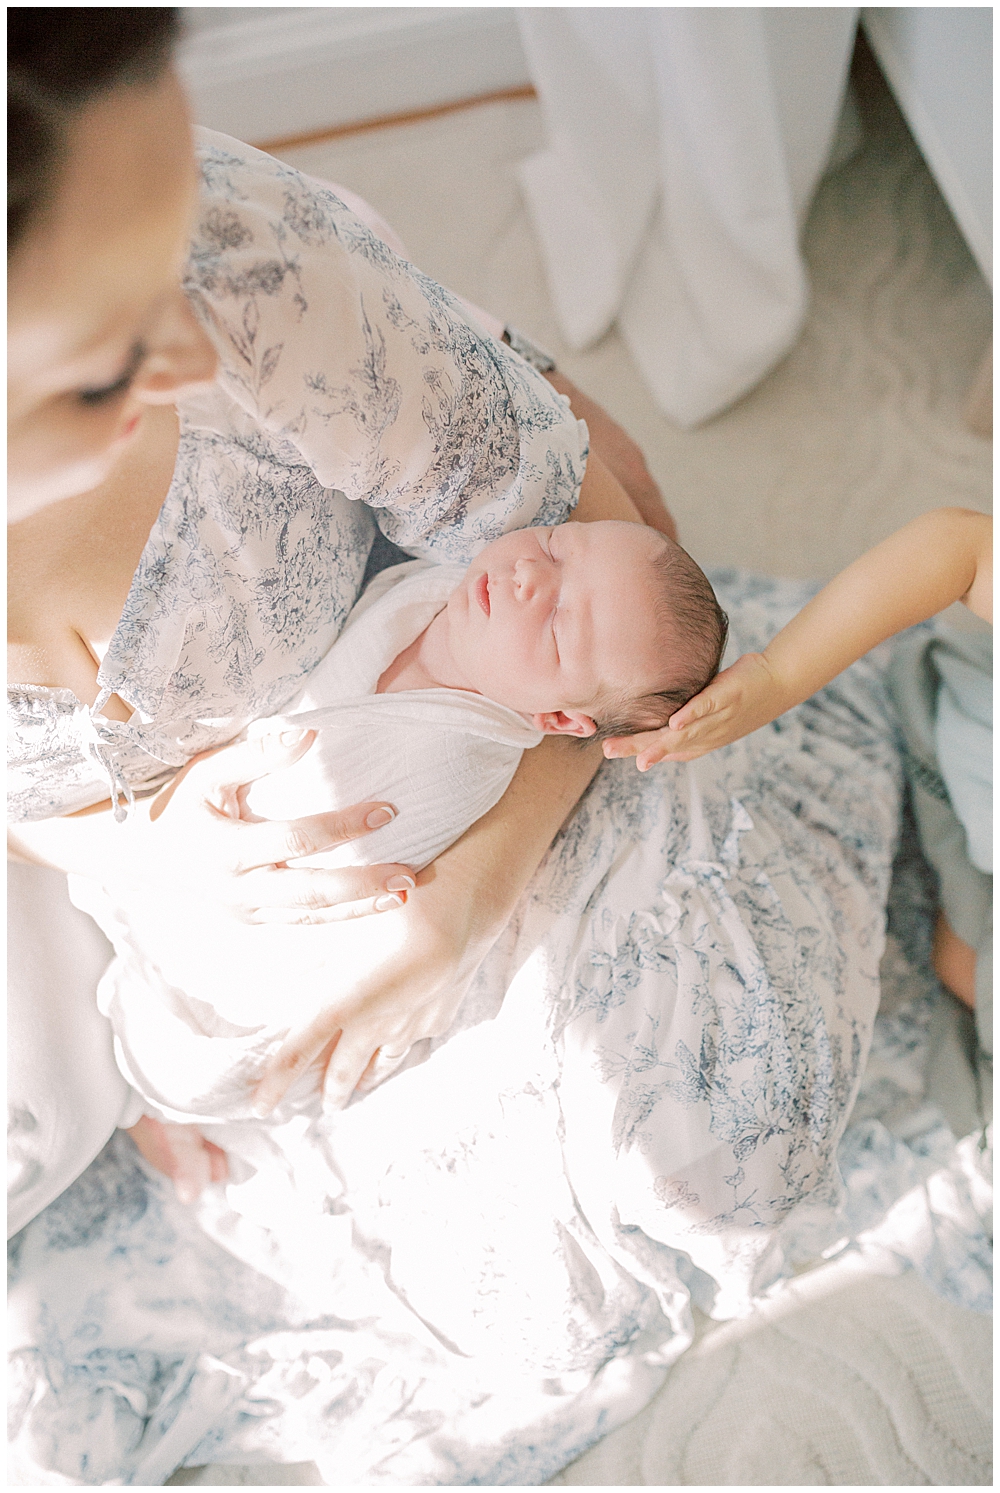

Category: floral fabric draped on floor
[8, 574, 991, 1487]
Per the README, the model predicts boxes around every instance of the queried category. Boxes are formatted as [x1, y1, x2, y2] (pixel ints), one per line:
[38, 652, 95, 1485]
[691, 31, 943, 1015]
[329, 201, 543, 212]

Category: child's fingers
[606, 720, 707, 769]
[635, 739, 697, 770]
[205, 1139, 229, 1184]
[632, 727, 700, 771]
[161, 1122, 214, 1205]
[636, 718, 740, 768]
[602, 737, 638, 759]
[667, 694, 717, 731]
[669, 654, 770, 732]
[603, 728, 664, 760]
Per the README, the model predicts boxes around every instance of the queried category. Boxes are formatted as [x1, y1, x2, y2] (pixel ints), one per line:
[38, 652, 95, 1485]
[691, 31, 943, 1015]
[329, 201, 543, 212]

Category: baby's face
[439, 520, 670, 734]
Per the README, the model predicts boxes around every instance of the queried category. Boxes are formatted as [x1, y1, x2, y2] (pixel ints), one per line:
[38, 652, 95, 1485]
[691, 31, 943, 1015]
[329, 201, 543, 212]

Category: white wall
[177, 5, 529, 144]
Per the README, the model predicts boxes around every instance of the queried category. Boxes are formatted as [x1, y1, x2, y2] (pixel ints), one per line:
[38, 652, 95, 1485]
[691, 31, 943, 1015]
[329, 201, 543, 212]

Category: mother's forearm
[252, 735, 606, 1114]
[546, 372, 678, 540]
[572, 449, 643, 526]
[424, 735, 603, 952]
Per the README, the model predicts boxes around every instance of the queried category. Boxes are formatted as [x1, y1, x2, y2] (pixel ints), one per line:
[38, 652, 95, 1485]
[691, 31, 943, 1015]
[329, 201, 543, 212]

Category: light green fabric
[889, 622, 992, 1133]
[934, 628, 992, 874]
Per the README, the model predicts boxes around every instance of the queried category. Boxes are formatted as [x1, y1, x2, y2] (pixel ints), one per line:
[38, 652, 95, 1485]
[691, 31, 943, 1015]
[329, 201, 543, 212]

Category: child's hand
[127, 1114, 228, 1204]
[603, 652, 785, 769]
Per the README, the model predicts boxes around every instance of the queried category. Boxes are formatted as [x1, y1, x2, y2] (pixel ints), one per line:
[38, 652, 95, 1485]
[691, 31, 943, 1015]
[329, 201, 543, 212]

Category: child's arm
[606, 508, 992, 769]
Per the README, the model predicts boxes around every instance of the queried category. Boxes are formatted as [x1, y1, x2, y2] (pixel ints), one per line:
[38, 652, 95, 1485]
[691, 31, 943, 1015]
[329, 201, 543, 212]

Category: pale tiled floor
[169, 59, 990, 1491]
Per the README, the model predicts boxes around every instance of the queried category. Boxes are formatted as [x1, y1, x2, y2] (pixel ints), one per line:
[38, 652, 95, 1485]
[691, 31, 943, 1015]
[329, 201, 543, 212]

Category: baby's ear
[532, 710, 597, 738]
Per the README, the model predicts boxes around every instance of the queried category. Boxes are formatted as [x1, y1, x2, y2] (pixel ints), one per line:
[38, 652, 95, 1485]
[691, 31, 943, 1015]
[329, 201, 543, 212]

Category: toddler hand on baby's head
[603, 653, 782, 769]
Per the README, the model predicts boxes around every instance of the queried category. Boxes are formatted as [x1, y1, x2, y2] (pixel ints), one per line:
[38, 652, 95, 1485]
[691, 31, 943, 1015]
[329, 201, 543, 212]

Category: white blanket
[72, 561, 540, 1124]
[245, 559, 541, 872]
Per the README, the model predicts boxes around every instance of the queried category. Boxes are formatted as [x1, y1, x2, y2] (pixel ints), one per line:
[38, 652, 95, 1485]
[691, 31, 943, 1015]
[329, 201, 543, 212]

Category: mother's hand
[251, 867, 482, 1115]
[126, 729, 418, 922]
[11, 729, 417, 924]
[251, 732, 609, 1118]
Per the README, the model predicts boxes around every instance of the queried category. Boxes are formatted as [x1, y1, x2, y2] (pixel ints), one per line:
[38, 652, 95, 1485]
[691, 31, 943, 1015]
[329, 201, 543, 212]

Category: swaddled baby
[82, 520, 727, 1126]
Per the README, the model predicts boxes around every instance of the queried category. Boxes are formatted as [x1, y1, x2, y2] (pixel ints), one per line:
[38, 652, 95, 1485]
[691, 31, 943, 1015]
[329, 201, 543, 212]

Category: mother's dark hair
[8, 7, 179, 254]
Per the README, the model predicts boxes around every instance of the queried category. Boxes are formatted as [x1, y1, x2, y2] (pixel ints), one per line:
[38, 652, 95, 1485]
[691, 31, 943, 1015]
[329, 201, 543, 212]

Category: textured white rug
[550, 1259, 992, 1487]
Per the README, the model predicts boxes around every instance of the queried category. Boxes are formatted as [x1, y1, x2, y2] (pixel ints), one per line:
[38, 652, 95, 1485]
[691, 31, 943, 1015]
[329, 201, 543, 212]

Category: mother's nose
[134, 292, 219, 404]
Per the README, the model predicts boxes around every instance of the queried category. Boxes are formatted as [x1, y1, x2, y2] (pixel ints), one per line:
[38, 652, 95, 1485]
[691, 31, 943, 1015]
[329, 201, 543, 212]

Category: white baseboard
[177, 6, 530, 145]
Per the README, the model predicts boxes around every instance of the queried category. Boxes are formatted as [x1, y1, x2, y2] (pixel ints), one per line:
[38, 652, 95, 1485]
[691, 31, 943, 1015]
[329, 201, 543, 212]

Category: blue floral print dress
[7, 130, 587, 823]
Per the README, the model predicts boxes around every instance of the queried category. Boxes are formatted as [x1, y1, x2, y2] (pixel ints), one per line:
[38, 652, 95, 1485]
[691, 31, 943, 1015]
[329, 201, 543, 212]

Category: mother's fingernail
[279, 729, 309, 748]
[366, 806, 395, 829]
[374, 892, 404, 912]
[385, 874, 415, 893]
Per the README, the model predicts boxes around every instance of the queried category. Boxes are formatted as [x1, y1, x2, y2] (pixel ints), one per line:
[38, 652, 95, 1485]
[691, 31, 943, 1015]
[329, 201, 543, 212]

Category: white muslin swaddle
[244, 560, 542, 872]
[71, 562, 542, 1127]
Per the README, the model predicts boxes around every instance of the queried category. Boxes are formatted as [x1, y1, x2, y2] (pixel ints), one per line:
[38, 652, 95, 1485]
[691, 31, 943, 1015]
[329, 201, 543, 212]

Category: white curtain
[517, 7, 859, 426]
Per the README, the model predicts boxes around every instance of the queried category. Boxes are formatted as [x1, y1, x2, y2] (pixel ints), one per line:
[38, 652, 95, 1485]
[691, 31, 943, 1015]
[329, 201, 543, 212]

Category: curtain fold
[517, 7, 859, 426]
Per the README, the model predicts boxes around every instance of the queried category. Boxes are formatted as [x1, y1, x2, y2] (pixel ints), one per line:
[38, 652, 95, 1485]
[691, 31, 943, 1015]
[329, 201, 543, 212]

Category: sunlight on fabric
[73, 874, 414, 1125]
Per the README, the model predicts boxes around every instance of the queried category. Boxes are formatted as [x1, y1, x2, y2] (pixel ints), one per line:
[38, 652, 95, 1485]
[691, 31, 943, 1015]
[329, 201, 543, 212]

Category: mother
[8, 8, 669, 1221]
[8, 10, 903, 1486]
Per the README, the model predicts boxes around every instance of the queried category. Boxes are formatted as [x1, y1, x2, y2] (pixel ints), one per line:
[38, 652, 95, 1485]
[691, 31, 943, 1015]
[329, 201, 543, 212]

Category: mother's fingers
[602, 727, 664, 760]
[252, 1016, 409, 1116]
[320, 1032, 389, 1114]
[238, 864, 415, 921]
[354, 1044, 412, 1096]
[252, 1020, 341, 1116]
[231, 803, 400, 874]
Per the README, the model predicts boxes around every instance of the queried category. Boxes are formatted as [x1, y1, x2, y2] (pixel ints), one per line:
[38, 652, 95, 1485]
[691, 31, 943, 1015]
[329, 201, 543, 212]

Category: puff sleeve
[184, 130, 589, 564]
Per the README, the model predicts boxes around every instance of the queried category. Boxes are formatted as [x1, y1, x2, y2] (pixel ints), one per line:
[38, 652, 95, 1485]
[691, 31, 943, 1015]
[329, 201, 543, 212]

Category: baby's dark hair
[591, 537, 728, 741]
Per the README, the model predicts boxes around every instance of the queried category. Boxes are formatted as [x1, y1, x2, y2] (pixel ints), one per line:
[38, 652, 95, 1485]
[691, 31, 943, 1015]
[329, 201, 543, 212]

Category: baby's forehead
[586, 525, 670, 590]
[578, 521, 669, 567]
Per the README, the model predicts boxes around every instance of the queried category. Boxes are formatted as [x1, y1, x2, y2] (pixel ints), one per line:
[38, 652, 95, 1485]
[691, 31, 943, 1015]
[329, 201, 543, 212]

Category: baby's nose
[513, 556, 551, 603]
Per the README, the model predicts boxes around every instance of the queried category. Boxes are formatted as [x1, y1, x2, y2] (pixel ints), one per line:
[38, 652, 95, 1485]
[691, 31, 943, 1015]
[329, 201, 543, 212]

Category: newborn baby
[374, 518, 727, 740]
[240, 518, 727, 871]
[80, 520, 727, 1128]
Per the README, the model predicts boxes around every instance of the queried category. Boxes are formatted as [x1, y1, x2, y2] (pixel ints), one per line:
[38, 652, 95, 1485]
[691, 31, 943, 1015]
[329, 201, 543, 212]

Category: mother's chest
[7, 408, 181, 707]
